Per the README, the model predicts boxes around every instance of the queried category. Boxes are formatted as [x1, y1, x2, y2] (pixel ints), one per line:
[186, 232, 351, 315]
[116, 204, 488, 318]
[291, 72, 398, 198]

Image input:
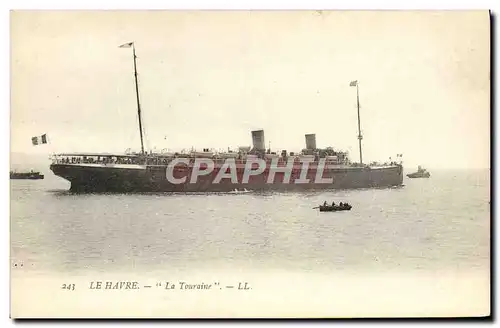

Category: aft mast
[350, 80, 363, 164]
[120, 42, 145, 155]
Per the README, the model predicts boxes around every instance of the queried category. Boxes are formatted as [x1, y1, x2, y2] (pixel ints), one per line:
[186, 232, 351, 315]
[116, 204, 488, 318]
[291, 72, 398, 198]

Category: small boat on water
[10, 170, 44, 180]
[407, 166, 430, 178]
[319, 204, 352, 212]
[315, 203, 352, 212]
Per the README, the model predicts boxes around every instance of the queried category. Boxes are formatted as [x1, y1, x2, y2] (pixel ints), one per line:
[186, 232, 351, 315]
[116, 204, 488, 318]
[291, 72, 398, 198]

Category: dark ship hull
[319, 204, 352, 212]
[406, 172, 430, 178]
[50, 162, 403, 193]
[10, 172, 44, 180]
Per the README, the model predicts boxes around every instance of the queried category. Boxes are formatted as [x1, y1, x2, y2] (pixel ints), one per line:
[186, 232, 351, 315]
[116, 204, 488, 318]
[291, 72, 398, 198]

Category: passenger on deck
[331, 201, 335, 206]
[323, 201, 327, 206]
[340, 202, 343, 207]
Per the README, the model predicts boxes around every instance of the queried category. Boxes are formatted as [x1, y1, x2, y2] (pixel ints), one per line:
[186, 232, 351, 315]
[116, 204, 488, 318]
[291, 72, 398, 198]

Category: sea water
[10, 169, 490, 317]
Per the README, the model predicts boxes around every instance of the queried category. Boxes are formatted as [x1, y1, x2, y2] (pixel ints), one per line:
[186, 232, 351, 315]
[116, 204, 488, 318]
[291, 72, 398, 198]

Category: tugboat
[10, 170, 44, 180]
[406, 166, 430, 178]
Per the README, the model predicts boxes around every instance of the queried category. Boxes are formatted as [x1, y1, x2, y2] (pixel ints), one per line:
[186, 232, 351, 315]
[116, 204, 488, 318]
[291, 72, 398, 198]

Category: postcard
[10, 10, 491, 318]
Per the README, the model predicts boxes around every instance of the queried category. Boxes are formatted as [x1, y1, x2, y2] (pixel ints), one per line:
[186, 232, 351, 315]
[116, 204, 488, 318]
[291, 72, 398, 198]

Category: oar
[312, 206, 320, 209]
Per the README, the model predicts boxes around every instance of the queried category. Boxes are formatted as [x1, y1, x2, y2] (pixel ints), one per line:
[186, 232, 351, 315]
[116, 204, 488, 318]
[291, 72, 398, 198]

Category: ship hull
[50, 163, 404, 193]
[406, 173, 430, 178]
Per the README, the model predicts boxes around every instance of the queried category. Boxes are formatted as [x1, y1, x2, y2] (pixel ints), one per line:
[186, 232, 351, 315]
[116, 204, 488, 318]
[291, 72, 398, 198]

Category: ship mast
[120, 42, 145, 155]
[350, 80, 363, 164]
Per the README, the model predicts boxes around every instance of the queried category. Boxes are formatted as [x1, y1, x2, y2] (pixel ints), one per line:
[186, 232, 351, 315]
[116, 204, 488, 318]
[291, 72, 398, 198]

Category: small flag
[32, 134, 48, 146]
[119, 42, 133, 48]
[349, 80, 358, 87]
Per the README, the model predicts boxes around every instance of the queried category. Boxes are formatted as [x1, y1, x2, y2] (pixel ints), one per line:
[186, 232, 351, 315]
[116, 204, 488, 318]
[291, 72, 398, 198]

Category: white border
[1, 0, 499, 10]
[3, 0, 497, 326]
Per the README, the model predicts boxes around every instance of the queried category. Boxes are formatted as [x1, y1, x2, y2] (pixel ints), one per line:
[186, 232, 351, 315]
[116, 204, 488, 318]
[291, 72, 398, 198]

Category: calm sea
[10, 169, 491, 317]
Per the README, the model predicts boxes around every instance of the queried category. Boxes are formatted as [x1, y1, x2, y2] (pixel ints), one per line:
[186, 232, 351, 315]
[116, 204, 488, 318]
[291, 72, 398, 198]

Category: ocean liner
[50, 43, 403, 192]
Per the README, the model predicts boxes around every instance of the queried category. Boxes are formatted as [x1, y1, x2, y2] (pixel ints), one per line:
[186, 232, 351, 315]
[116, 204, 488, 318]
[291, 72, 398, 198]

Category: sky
[10, 10, 490, 169]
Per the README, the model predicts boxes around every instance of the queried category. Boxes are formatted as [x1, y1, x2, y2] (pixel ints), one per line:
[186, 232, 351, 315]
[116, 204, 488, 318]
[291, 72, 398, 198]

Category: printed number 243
[61, 283, 75, 291]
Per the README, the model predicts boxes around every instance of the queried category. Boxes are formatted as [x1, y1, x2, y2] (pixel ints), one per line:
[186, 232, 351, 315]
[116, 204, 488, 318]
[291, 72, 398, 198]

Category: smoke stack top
[251, 130, 266, 150]
[305, 133, 317, 150]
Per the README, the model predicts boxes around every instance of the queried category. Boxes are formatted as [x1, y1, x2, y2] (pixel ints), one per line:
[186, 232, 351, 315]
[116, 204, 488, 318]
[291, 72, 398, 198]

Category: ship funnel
[305, 133, 317, 150]
[251, 130, 266, 151]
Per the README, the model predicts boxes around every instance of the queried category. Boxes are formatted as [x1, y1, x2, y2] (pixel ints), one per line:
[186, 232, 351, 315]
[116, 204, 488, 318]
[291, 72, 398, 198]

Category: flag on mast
[119, 42, 133, 48]
[32, 134, 48, 146]
[349, 80, 358, 87]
